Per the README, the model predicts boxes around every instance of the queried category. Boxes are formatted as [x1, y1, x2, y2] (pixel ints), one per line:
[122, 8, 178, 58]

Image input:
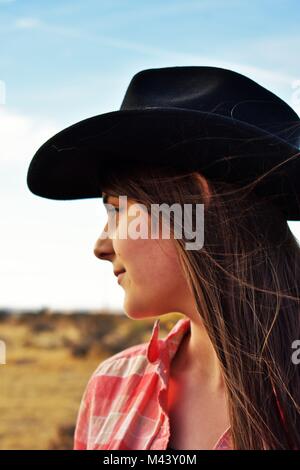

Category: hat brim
[26, 107, 300, 220]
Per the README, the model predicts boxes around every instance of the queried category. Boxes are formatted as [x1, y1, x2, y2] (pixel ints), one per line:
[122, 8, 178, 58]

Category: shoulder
[93, 341, 150, 376]
[74, 318, 187, 449]
[83, 341, 151, 401]
[74, 342, 153, 449]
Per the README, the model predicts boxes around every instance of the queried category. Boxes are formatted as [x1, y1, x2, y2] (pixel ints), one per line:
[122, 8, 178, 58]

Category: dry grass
[0, 310, 183, 449]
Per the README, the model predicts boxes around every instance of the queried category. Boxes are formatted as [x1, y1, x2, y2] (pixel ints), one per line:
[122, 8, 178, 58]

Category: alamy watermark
[102, 195, 205, 251]
[291, 79, 300, 108]
[0, 340, 6, 365]
[291, 339, 300, 365]
[0, 80, 6, 105]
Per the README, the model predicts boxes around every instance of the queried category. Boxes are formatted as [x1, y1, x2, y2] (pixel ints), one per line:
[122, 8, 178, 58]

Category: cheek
[112, 208, 186, 294]
[114, 235, 185, 293]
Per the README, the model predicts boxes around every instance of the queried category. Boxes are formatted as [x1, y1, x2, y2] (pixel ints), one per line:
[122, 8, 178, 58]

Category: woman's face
[93, 192, 195, 320]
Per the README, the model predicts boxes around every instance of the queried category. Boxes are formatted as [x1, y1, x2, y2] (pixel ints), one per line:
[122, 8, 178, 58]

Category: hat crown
[120, 66, 300, 149]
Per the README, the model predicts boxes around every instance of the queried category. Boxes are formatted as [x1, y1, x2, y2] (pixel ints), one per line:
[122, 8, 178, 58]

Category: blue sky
[0, 0, 299, 310]
[2, 0, 300, 121]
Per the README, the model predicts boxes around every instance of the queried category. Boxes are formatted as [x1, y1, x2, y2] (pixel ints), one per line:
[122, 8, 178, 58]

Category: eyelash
[107, 207, 120, 213]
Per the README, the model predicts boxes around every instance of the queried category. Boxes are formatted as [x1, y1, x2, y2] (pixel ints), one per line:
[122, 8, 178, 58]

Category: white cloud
[12, 17, 80, 37]
[14, 17, 42, 29]
[0, 107, 57, 162]
[74, 31, 297, 90]
[0, 106, 124, 311]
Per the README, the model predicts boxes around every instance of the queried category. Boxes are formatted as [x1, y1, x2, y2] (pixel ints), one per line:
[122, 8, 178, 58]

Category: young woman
[26, 66, 300, 450]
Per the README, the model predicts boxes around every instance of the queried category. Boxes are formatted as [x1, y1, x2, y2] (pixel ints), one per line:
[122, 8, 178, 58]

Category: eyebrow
[102, 193, 119, 205]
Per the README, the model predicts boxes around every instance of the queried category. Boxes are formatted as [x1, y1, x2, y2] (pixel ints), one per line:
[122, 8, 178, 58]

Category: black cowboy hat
[26, 66, 300, 220]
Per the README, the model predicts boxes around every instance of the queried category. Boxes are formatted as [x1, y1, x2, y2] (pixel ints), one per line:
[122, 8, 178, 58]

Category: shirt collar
[146, 316, 191, 364]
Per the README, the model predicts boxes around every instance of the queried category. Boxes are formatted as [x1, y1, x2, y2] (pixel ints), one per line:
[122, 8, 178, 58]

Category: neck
[172, 315, 226, 392]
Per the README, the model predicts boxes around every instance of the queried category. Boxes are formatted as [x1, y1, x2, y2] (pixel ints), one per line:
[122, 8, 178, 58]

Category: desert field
[0, 309, 183, 450]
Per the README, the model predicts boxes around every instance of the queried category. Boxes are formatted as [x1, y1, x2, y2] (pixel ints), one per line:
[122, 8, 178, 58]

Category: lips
[113, 268, 126, 278]
[117, 271, 126, 284]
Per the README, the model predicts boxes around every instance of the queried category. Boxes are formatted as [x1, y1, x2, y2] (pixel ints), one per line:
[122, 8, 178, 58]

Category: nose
[93, 222, 115, 261]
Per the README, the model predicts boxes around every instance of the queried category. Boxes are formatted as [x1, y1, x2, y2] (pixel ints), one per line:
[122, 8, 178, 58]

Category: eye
[106, 205, 121, 214]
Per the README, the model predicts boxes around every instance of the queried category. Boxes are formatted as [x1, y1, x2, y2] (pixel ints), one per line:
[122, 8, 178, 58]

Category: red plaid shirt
[74, 317, 232, 450]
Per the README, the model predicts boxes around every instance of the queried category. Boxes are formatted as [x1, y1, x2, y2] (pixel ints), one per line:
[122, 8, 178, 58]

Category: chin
[123, 298, 168, 320]
[123, 305, 154, 320]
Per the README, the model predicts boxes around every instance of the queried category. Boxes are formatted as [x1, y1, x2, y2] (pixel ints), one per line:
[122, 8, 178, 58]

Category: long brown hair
[99, 156, 300, 450]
